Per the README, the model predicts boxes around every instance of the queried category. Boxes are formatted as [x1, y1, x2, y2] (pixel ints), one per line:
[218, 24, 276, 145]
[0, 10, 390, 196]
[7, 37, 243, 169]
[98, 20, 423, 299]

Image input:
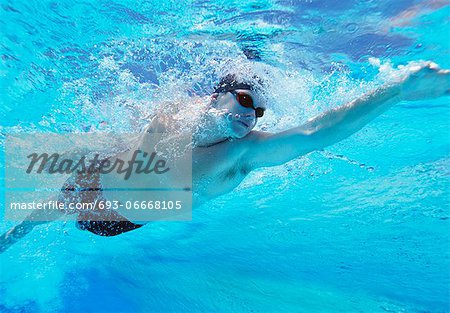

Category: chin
[234, 132, 248, 139]
[228, 120, 253, 138]
[230, 126, 250, 138]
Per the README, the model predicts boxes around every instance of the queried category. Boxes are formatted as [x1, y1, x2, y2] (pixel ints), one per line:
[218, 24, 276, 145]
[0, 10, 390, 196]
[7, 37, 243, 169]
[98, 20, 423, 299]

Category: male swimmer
[1, 61, 449, 252]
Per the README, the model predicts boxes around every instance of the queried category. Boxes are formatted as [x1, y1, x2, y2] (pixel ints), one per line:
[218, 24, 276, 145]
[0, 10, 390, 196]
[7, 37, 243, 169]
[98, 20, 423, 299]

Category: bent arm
[247, 62, 449, 168]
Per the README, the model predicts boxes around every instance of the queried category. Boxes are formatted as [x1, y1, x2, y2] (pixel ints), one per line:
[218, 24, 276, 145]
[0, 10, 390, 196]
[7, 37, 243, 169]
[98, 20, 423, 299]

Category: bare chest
[191, 142, 250, 203]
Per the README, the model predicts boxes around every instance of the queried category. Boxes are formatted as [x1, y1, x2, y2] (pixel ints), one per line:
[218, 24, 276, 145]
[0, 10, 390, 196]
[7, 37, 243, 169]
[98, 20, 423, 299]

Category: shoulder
[230, 131, 273, 164]
[236, 131, 274, 150]
[239, 130, 272, 143]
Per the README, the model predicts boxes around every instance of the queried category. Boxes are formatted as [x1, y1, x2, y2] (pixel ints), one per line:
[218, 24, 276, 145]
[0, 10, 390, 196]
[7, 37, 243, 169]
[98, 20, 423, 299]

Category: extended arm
[247, 62, 450, 168]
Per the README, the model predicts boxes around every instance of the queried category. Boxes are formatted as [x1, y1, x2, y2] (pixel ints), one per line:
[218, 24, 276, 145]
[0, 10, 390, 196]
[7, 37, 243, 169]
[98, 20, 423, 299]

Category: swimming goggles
[230, 90, 265, 118]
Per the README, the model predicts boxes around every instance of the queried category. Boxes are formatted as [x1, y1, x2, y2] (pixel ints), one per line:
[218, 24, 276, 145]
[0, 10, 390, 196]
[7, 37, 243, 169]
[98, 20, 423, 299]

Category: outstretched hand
[400, 62, 450, 102]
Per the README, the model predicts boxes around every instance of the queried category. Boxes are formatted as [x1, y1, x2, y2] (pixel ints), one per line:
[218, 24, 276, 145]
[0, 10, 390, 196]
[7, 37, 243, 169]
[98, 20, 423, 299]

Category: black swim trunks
[76, 218, 143, 237]
[59, 170, 143, 237]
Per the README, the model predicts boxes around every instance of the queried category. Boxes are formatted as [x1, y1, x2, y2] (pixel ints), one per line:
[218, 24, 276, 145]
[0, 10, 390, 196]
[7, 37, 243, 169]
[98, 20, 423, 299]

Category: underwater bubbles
[345, 23, 359, 34]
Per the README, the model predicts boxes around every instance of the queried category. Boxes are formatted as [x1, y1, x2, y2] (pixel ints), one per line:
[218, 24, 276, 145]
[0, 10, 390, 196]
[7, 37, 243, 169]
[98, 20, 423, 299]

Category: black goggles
[229, 90, 265, 118]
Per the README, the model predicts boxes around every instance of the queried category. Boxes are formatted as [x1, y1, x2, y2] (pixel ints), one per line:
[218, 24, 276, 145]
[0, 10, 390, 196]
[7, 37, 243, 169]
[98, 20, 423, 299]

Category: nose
[230, 112, 254, 120]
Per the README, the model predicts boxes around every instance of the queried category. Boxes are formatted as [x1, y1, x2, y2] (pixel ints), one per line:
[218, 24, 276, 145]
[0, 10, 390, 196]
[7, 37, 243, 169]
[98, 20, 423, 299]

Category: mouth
[237, 120, 250, 128]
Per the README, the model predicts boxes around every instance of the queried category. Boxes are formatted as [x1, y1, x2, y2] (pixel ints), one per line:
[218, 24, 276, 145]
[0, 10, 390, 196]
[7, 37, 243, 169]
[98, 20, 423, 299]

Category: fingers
[421, 62, 440, 75]
[427, 62, 440, 70]
[407, 61, 439, 76]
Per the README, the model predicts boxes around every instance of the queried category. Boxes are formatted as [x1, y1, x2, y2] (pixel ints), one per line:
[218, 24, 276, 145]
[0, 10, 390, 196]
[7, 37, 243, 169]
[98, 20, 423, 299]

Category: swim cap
[213, 74, 254, 94]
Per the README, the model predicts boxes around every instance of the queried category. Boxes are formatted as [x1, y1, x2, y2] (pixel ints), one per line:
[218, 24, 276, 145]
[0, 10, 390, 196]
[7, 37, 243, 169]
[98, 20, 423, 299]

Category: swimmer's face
[211, 89, 265, 138]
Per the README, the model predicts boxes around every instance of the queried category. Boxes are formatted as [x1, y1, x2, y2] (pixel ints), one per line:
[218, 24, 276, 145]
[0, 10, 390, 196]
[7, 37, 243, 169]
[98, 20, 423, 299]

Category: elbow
[296, 126, 340, 152]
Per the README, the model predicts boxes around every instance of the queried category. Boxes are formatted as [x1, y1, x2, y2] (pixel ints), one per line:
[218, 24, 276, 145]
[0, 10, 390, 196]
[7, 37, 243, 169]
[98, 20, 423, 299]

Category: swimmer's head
[210, 74, 266, 138]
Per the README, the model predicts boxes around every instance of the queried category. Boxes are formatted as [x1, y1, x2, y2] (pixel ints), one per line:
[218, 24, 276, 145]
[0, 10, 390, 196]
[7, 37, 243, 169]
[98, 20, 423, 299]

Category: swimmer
[1, 61, 449, 252]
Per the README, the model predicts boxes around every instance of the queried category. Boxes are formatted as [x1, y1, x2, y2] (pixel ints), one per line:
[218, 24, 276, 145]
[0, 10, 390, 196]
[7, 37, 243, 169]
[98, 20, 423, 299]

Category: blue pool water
[1, 0, 449, 312]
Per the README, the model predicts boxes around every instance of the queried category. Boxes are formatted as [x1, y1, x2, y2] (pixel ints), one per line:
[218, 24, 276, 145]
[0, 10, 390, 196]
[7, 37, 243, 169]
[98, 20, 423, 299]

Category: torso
[191, 139, 252, 205]
[65, 120, 256, 223]
[107, 120, 253, 213]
